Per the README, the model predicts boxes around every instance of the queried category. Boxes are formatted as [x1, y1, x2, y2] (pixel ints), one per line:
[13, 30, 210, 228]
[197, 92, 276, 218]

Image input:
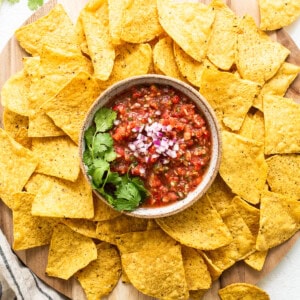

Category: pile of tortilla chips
[1, 0, 300, 299]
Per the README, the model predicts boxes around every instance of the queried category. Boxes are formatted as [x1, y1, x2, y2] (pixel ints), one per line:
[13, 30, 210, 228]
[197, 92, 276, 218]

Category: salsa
[109, 84, 212, 207]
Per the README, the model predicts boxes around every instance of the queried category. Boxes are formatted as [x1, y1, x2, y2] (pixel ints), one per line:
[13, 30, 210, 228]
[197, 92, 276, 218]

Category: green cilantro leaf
[93, 133, 113, 157]
[94, 107, 117, 132]
[84, 126, 96, 151]
[115, 182, 141, 211]
[131, 177, 150, 198]
[90, 158, 109, 187]
[103, 147, 117, 162]
[105, 172, 122, 185]
[83, 149, 93, 167]
[28, 0, 43, 10]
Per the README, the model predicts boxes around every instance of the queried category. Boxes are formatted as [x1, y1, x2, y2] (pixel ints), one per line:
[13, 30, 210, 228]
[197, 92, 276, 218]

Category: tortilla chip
[15, 4, 81, 56]
[204, 205, 255, 272]
[12, 192, 56, 250]
[157, 0, 215, 62]
[200, 68, 260, 131]
[266, 154, 300, 198]
[205, 174, 234, 217]
[115, 229, 177, 254]
[147, 219, 160, 230]
[119, 0, 163, 43]
[219, 131, 268, 204]
[31, 136, 80, 181]
[219, 283, 270, 300]
[259, 0, 300, 30]
[252, 110, 265, 144]
[156, 195, 232, 250]
[41, 72, 101, 144]
[46, 223, 97, 280]
[80, 1, 115, 81]
[31, 171, 94, 219]
[0, 129, 38, 208]
[153, 37, 185, 81]
[99, 43, 152, 89]
[92, 195, 121, 221]
[62, 218, 98, 239]
[1, 69, 30, 116]
[244, 250, 268, 271]
[256, 190, 300, 251]
[25, 173, 50, 193]
[181, 246, 211, 291]
[237, 113, 255, 139]
[207, 0, 237, 70]
[253, 62, 300, 111]
[263, 95, 300, 154]
[3, 109, 31, 149]
[107, 0, 124, 45]
[96, 215, 148, 244]
[236, 15, 290, 85]
[75, 242, 121, 299]
[121, 245, 189, 299]
[199, 251, 223, 281]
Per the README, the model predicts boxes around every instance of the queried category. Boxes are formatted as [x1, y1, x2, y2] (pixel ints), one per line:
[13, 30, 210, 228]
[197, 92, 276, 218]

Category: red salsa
[109, 84, 212, 207]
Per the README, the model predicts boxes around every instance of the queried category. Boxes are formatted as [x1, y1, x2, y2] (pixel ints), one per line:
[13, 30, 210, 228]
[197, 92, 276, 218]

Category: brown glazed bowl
[79, 74, 222, 218]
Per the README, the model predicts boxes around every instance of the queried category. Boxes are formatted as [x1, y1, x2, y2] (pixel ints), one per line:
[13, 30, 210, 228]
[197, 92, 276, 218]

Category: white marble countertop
[0, 1, 299, 299]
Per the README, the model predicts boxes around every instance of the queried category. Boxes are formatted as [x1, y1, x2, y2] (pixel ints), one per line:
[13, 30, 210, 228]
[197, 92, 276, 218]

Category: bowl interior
[79, 75, 221, 218]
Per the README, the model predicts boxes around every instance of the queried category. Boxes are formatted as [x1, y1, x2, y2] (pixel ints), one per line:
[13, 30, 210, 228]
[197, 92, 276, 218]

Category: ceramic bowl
[79, 74, 222, 218]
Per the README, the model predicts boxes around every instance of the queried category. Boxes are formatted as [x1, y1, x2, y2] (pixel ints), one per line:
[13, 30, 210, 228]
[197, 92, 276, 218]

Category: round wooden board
[0, 1, 300, 299]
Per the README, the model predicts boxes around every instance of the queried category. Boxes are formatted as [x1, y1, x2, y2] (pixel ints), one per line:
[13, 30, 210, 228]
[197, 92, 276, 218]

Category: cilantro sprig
[83, 107, 149, 211]
[3, 0, 44, 11]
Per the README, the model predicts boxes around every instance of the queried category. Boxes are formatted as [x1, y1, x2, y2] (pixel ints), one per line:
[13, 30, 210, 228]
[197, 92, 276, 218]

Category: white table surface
[0, 1, 299, 299]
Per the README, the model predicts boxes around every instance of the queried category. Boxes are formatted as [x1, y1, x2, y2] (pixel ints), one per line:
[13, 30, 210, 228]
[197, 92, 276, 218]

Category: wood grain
[0, 0, 300, 299]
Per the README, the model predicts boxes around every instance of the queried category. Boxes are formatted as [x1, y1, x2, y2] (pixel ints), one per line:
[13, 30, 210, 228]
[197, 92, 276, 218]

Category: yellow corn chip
[31, 136, 80, 181]
[219, 283, 270, 300]
[220, 131, 268, 204]
[15, 4, 81, 56]
[107, 0, 124, 45]
[207, 0, 237, 70]
[0, 128, 38, 208]
[254, 62, 300, 111]
[157, 0, 215, 62]
[25, 173, 50, 193]
[236, 15, 290, 85]
[31, 171, 94, 219]
[256, 190, 300, 251]
[92, 195, 121, 221]
[62, 218, 98, 239]
[121, 245, 189, 300]
[237, 113, 255, 139]
[200, 68, 260, 131]
[41, 72, 101, 144]
[199, 251, 223, 281]
[12, 192, 57, 250]
[259, 0, 300, 30]
[75, 242, 121, 299]
[156, 195, 232, 250]
[267, 154, 300, 199]
[244, 250, 268, 271]
[46, 223, 97, 280]
[264, 95, 300, 154]
[80, 0, 115, 81]
[252, 110, 265, 144]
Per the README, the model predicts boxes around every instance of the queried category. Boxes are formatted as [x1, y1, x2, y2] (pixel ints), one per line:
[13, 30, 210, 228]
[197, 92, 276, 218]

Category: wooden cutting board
[0, 0, 300, 299]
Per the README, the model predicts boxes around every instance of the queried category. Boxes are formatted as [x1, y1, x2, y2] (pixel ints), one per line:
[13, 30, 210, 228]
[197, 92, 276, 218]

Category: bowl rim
[79, 74, 222, 218]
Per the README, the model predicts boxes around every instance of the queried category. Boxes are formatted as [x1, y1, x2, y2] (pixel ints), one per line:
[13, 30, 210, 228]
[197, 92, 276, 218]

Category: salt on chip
[156, 195, 232, 250]
[75, 242, 121, 300]
[207, 0, 237, 70]
[181, 246, 211, 291]
[204, 205, 255, 272]
[157, 0, 215, 62]
[15, 4, 81, 56]
[31, 171, 94, 219]
[31, 136, 80, 181]
[1, 69, 30, 116]
[220, 131, 267, 205]
[3, 109, 31, 149]
[41, 72, 101, 144]
[256, 190, 300, 251]
[263, 95, 300, 154]
[219, 283, 270, 300]
[12, 192, 57, 250]
[236, 15, 290, 85]
[266, 154, 300, 199]
[253, 62, 300, 111]
[244, 250, 268, 271]
[121, 245, 189, 300]
[96, 215, 148, 244]
[0, 129, 38, 208]
[153, 37, 185, 81]
[119, 0, 163, 43]
[259, 0, 300, 30]
[80, 0, 115, 81]
[200, 68, 260, 131]
[62, 218, 97, 239]
[46, 223, 97, 280]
